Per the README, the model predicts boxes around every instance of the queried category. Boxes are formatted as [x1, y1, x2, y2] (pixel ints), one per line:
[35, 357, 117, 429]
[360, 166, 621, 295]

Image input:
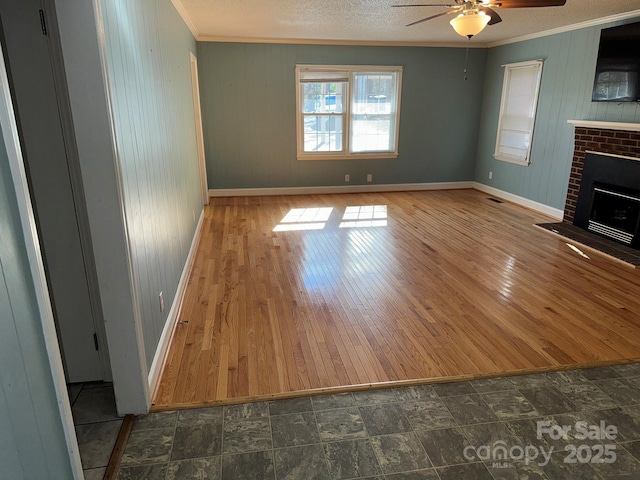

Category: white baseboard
[473, 182, 564, 220]
[209, 181, 474, 197]
[148, 208, 205, 397]
[208, 181, 563, 219]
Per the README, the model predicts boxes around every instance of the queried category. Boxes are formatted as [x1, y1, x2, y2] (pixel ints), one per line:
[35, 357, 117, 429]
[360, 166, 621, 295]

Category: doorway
[0, 0, 110, 382]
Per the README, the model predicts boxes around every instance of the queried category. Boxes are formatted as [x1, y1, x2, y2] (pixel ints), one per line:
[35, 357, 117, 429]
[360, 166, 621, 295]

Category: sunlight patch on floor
[339, 205, 387, 228]
[273, 207, 333, 231]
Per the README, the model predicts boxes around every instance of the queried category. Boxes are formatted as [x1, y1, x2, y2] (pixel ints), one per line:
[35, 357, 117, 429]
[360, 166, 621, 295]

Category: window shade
[494, 60, 543, 165]
[298, 69, 349, 83]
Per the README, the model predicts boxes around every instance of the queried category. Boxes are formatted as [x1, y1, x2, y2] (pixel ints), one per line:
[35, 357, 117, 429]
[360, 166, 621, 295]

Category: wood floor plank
[153, 189, 640, 408]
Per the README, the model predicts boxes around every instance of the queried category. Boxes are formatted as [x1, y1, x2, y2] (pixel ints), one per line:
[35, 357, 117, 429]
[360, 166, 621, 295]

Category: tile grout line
[309, 394, 332, 478]
[266, 404, 276, 480]
[360, 394, 394, 478]
[220, 408, 225, 480]
[163, 413, 178, 480]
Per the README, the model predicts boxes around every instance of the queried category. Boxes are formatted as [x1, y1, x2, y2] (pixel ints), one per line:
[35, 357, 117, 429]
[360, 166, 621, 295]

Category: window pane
[303, 83, 345, 114]
[351, 73, 397, 152]
[351, 115, 391, 152]
[303, 115, 343, 152]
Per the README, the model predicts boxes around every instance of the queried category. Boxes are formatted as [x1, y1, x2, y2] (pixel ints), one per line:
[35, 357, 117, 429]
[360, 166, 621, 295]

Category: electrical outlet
[489, 171, 493, 180]
[345, 174, 350, 183]
[159, 292, 164, 312]
[367, 173, 373, 183]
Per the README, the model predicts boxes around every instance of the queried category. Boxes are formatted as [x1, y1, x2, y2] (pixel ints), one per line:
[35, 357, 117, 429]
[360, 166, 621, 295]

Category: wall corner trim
[148, 208, 206, 398]
[473, 182, 564, 220]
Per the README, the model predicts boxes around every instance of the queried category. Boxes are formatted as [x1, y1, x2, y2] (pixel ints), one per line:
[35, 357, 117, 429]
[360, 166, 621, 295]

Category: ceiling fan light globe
[450, 12, 490, 37]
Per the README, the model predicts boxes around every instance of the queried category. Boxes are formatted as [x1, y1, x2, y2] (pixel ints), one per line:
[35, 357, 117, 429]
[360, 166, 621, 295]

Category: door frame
[2, 0, 111, 383]
[43, 0, 112, 381]
[0, 41, 83, 479]
[190, 52, 209, 205]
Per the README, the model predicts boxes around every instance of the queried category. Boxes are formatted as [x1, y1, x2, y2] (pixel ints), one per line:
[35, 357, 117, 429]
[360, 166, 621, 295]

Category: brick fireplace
[564, 121, 640, 224]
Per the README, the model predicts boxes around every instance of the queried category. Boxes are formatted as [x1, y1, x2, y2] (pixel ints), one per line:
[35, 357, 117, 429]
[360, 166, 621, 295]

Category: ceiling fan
[393, 0, 567, 38]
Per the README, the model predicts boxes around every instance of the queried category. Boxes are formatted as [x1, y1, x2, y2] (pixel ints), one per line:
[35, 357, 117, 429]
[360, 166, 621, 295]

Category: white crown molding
[196, 35, 488, 48]
[472, 182, 564, 220]
[208, 181, 474, 197]
[174, 8, 640, 50]
[568, 119, 640, 132]
[487, 10, 640, 48]
[170, 0, 199, 39]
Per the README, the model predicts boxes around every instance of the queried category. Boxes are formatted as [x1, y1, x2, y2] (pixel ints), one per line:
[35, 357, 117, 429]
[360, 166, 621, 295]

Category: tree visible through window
[296, 65, 402, 160]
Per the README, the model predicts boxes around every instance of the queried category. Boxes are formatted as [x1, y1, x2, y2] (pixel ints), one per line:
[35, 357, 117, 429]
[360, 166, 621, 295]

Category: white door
[1, 0, 106, 382]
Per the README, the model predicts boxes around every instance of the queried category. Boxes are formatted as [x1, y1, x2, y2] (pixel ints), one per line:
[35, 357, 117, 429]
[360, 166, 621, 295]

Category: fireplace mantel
[568, 120, 640, 132]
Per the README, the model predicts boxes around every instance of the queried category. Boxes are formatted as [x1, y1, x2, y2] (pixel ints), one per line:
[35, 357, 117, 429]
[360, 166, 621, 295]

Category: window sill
[494, 155, 531, 167]
[297, 152, 399, 161]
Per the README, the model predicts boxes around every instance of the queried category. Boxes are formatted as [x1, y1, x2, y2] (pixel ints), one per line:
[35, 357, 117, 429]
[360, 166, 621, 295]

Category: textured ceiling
[176, 0, 640, 46]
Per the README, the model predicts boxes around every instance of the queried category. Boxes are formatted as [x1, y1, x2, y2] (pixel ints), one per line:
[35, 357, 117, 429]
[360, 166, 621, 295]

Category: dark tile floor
[117, 363, 640, 479]
[68, 381, 122, 480]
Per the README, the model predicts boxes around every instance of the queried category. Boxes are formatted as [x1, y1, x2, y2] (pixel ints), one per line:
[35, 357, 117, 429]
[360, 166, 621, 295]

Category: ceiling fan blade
[495, 0, 566, 7]
[406, 10, 453, 26]
[479, 7, 502, 25]
[392, 4, 455, 7]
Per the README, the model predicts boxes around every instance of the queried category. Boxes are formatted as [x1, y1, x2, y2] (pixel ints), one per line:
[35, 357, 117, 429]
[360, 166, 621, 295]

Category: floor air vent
[488, 198, 504, 203]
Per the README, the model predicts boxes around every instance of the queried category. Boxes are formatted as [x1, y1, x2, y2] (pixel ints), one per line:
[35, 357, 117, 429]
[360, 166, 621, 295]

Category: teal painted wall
[197, 43, 487, 189]
[100, 0, 202, 369]
[0, 124, 73, 478]
[475, 18, 640, 210]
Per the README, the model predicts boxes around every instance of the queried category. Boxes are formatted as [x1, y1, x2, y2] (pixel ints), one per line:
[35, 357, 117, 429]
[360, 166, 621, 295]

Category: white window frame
[494, 59, 544, 166]
[295, 64, 403, 161]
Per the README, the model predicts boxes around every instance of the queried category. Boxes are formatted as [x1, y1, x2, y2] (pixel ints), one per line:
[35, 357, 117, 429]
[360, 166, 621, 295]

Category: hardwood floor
[153, 189, 640, 410]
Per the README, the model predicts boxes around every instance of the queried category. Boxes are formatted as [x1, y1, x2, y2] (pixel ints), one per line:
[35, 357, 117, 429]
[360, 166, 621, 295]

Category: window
[494, 60, 544, 166]
[295, 65, 402, 160]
